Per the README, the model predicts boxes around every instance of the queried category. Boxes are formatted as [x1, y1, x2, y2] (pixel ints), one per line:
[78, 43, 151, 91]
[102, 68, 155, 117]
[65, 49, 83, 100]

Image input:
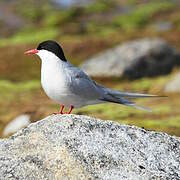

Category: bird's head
[24, 40, 67, 62]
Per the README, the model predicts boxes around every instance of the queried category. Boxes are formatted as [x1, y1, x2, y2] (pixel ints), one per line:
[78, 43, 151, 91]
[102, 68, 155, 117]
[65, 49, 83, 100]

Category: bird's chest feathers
[41, 61, 68, 97]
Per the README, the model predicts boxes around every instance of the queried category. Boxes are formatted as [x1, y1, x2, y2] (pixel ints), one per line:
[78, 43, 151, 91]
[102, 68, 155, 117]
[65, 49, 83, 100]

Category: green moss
[113, 2, 174, 30]
[114, 75, 171, 92]
[15, 2, 52, 22]
[0, 80, 40, 94]
[86, 22, 117, 36]
[76, 102, 145, 120]
[85, 0, 115, 14]
[0, 80, 41, 106]
[43, 12, 61, 27]
[0, 28, 58, 46]
[43, 8, 82, 27]
[131, 76, 169, 91]
[122, 116, 180, 135]
[153, 105, 172, 114]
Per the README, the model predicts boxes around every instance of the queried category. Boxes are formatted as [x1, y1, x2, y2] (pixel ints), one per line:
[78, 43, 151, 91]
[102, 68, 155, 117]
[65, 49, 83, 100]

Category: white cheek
[37, 50, 59, 63]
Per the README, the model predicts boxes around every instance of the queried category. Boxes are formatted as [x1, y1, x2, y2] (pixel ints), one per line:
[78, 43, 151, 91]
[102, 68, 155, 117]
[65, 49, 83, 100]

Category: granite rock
[0, 114, 179, 179]
[164, 72, 180, 92]
[3, 114, 31, 137]
[81, 38, 180, 79]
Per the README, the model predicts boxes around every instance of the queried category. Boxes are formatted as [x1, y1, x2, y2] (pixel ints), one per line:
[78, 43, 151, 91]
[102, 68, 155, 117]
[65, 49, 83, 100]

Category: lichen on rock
[0, 114, 179, 179]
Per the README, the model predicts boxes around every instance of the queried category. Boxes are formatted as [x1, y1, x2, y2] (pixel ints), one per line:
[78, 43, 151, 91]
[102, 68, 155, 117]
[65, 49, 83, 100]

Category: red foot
[66, 105, 74, 114]
[53, 105, 74, 114]
[53, 105, 64, 114]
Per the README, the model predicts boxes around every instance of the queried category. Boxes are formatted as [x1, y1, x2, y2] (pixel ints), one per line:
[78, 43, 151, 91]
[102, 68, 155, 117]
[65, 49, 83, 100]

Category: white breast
[38, 50, 70, 104]
[37, 50, 102, 108]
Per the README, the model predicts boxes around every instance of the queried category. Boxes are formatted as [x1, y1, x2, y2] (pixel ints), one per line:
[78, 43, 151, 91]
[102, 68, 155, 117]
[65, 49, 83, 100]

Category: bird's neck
[41, 59, 64, 79]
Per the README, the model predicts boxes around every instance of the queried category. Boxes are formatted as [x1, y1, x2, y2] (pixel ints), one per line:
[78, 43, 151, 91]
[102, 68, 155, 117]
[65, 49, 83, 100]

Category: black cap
[37, 40, 67, 61]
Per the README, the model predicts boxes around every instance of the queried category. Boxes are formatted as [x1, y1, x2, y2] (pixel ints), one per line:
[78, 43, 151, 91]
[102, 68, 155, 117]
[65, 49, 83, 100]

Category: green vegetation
[121, 117, 180, 135]
[84, 0, 115, 13]
[0, 28, 58, 46]
[15, 1, 52, 22]
[43, 8, 84, 27]
[113, 2, 174, 30]
[125, 76, 171, 92]
[0, 80, 40, 102]
[0, 1, 176, 46]
[0, 80, 40, 93]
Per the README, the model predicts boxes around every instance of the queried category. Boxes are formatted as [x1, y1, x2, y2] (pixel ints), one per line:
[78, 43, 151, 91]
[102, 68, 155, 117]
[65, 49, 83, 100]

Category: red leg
[59, 105, 65, 114]
[53, 105, 65, 114]
[66, 105, 74, 114]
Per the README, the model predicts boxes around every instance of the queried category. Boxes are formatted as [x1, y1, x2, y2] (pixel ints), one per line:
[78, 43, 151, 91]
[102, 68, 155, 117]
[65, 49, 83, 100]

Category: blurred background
[0, 0, 180, 137]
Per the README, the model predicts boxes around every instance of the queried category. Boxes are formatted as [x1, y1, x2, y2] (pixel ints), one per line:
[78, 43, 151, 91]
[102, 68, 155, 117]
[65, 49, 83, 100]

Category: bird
[24, 40, 162, 114]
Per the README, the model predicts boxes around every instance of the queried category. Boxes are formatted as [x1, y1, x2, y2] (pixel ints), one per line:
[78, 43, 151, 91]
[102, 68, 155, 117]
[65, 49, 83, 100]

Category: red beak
[24, 49, 39, 55]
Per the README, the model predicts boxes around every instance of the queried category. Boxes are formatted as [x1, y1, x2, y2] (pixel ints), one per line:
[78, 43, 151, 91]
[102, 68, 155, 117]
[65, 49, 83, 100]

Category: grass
[84, 0, 115, 13]
[0, 80, 39, 128]
[113, 2, 174, 30]
[15, 1, 52, 22]
[0, 80, 40, 93]
[0, 1, 177, 48]
[121, 117, 180, 135]
[123, 75, 171, 92]
[2, 0, 175, 47]
[0, 80, 40, 102]
[0, 28, 58, 47]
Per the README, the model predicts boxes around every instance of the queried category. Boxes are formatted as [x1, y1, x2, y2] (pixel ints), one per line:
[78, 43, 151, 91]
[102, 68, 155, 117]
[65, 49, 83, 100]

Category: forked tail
[99, 88, 165, 111]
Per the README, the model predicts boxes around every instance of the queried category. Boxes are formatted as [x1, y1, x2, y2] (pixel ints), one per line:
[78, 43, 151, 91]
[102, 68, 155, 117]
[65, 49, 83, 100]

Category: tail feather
[106, 89, 165, 99]
[100, 96, 152, 111]
[124, 102, 152, 112]
[96, 83, 165, 99]
[99, 87, 165, 111]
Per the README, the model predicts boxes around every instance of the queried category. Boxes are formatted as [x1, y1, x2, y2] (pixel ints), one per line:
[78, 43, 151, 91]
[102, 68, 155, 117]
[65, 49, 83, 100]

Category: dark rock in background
[81, 38, 180, 79]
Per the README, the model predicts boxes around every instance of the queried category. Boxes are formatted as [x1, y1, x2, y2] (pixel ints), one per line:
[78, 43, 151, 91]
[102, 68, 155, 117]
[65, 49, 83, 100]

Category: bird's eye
[38, 46, 44, 50]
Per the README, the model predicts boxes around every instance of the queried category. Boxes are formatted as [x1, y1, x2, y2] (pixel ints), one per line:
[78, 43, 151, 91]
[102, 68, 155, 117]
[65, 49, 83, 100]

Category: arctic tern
[25, 40, 162, 114]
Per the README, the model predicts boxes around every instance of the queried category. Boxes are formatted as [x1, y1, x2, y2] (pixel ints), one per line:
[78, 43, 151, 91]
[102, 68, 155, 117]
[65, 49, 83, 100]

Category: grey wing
[66, 66, 102, 100]
[64, 65, 157, 111]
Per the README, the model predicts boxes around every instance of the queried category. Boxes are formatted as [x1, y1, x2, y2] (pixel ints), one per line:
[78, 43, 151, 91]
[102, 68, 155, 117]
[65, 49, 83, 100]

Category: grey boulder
[81, 38, 180, 79]
[2, 114, 31, 137]
[0, 114, 179, 179]
[164, 72, 180, 92]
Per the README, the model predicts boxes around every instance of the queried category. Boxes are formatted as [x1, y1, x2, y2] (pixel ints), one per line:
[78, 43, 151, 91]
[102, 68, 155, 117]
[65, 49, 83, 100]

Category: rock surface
[0, 114, 179, 180]
[3, 114, 31, 137]
[81, 38, 180, 79]
[164, 72, 180, 92]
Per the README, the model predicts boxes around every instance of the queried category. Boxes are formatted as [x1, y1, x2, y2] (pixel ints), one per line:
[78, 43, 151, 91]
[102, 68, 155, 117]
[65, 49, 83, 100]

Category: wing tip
[125, 103, 152, 112]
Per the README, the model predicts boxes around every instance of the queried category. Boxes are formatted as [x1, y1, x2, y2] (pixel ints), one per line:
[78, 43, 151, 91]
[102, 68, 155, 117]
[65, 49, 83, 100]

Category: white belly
[40, 59, 102, 108]
[41, 61, 84, 107]
[42, 84, 82, 107]
[41, 76, 99, 108]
